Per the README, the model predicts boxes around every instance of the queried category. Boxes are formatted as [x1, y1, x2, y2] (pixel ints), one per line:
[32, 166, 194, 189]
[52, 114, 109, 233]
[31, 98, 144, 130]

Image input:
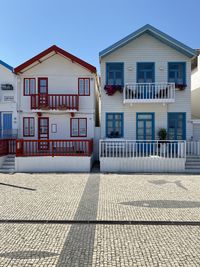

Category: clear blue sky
[0, 0, 199, 72]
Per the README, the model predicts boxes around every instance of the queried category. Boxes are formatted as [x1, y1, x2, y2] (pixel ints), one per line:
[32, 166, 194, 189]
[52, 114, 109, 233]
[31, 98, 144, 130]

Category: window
[78, 78, 90, 95]
[168, 62, 186, 85]
[24, 78, 36, 95]
[23, 117, 35, 137]
[168, 113, 186, 140]
[106, 63, 124, 85]
[106, 113, 123, 138]
[71, 118, 87, 137]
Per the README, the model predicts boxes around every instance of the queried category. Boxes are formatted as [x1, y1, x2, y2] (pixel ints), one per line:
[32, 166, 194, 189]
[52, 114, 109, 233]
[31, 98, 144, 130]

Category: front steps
[0, 155, 15, 173]
[185, 156, 200, 173]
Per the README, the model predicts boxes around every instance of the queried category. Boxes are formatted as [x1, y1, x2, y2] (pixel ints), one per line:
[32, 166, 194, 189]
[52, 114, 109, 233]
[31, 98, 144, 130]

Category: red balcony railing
[0, 139, 16, 156]
[16, 139, 93, 157]
[31, 94, 79, 110]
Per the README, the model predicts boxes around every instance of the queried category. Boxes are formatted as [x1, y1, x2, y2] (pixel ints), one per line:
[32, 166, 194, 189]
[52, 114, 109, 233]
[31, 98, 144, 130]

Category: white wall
[100, 158, 186, 173]
[100, 33, 192, 140]
[15, 156, 93, 172]
[0, 65, 18, 132]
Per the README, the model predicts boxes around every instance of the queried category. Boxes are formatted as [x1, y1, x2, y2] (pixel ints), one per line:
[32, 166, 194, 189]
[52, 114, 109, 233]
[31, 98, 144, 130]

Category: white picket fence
[186, 141, 200, 156]
[100, 140, 186, 158]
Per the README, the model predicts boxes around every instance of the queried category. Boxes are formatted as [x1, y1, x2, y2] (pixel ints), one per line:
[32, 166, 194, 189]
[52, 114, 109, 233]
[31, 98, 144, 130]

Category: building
[13, 45, 99, 172]
[99, 24, 197, 172]
[0, 60, 17, 138]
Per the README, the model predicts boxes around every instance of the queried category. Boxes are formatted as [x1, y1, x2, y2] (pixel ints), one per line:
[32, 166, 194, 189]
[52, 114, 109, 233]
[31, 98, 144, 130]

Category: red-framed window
[24, 78, 36, 96]
[71, 118, 87, 137]
[23, 117, 35, 137]
[78, 78, 90, 96]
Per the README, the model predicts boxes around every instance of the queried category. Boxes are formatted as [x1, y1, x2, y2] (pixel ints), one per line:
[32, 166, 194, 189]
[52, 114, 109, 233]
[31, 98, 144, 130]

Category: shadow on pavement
[0, 250, 58, 259]
[56, 173, 100, 267]
[120, 200, 200, 209]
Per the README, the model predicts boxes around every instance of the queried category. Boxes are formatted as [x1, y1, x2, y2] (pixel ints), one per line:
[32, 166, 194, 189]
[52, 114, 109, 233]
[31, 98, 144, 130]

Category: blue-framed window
[106, 113, 124, 138]
[168, 112, 186, 140]
[136, 113, 155, 140]
[106, 63, 124, 86]
[137, 63, 155, 83]
[168, 62, 186, 85]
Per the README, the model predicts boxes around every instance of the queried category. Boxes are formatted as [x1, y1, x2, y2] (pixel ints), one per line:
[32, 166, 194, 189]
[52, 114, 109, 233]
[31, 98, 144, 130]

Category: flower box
[175, 84, 187, 90]
[104, 85, 123, 95]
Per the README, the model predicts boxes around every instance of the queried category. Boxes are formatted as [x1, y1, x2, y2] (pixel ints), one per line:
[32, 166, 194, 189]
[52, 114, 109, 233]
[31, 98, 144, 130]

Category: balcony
[31, 94, 79, 111]
[123, 83, 175, 104]
[16, 139, 93, 157]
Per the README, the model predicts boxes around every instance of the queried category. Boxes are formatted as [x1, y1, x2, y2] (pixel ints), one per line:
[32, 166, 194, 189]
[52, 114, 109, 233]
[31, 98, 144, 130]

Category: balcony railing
[100, 140, 186, 158]
[123, 83, 175, 103]
[16, 139, 93, 157]
[31, 94, 79, 111]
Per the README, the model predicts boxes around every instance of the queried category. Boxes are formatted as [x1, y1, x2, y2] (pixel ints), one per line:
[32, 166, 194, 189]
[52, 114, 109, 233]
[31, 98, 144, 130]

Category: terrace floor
[0, 172, 199, 266]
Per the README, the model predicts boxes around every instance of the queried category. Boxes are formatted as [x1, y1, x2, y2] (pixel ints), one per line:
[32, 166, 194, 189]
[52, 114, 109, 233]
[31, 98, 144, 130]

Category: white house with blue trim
[99, 24, 197, 173]
[0, 60, 18, 138]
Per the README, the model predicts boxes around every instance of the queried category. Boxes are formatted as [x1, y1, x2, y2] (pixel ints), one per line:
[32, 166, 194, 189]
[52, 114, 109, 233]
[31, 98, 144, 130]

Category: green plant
[158, 128, 167, 141]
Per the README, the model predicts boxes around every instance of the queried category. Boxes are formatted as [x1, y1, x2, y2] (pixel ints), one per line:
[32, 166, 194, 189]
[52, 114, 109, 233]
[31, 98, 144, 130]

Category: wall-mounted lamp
[127, 67, 133, 71]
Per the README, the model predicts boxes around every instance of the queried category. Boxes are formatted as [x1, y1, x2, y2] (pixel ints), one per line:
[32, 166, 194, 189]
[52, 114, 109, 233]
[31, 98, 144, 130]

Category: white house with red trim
[13, 45, 99, 172]
[99, 24, 197, 173]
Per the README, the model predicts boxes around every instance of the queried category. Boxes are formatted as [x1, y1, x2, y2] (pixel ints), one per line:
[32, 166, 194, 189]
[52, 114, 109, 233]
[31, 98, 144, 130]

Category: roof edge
[0, 60, 13, 72]
[99, 24, 197, 59]
[14, 45, 96, 74]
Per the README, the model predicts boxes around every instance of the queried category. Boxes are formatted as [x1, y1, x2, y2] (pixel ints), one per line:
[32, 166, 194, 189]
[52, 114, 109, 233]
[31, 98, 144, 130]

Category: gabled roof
[14, 45, 96, 74]
[0, 59, 13, 71]
[99, 24, 197, 59]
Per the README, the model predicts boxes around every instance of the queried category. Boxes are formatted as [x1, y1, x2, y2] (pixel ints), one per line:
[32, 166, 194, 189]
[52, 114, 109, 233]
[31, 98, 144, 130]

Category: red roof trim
[14, 45, 96, 74]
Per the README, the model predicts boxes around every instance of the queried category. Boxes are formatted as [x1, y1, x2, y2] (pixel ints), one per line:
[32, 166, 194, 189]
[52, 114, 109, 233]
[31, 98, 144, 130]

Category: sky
[0, 0, 200, 72]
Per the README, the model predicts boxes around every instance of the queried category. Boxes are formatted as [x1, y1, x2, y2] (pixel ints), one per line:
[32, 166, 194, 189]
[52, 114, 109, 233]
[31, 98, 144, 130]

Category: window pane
[30, 118, 35, 136]
[79, 119, 87, 136]
[30, 79, 35, 94]
[79, 79, 84, 95]
[85, 79, 90, 95]
[72, 119, 78, 136]
[25, 79, 29, 95]
[40, 79, 47, 86]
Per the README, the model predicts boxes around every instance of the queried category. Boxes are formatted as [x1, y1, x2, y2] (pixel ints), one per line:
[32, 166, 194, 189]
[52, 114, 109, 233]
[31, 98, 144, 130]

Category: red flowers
[175, 84, 187, 90]
[104, 85, 123, 95]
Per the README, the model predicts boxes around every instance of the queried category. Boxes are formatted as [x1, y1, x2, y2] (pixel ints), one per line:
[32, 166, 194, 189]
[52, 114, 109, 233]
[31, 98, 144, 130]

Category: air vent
[1, 84, 13, 90]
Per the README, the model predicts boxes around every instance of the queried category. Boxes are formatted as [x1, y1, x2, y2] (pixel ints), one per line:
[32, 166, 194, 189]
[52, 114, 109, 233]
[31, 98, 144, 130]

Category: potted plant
[158, 128, 168, 155]
[158, 128, 167, 142]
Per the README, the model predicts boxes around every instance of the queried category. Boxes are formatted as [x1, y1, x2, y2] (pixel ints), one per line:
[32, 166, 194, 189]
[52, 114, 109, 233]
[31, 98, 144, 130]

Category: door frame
[136, 112, 155, 140]
[38, 117, 49, 140]
[38, 77, 48, 94]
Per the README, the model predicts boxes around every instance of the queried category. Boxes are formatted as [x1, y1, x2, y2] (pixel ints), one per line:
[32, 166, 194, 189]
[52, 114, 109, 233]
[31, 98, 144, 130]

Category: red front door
[38, 117, 49, 150]
[38, 78, 48, 108]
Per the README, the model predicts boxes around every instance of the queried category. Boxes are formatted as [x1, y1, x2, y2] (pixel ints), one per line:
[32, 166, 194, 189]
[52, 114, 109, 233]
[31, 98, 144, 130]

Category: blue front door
[3, 113, 12, 137]
[137, 113, 155, 140]
[137, 63, 155, 98]
[168, 113, 186, 140]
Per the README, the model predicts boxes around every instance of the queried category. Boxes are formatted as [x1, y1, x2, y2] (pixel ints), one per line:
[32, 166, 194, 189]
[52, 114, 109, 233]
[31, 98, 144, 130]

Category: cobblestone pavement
[0, 173, 200, 221]
[0, 172, 200, 266]
[0, 224, 199, 267]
